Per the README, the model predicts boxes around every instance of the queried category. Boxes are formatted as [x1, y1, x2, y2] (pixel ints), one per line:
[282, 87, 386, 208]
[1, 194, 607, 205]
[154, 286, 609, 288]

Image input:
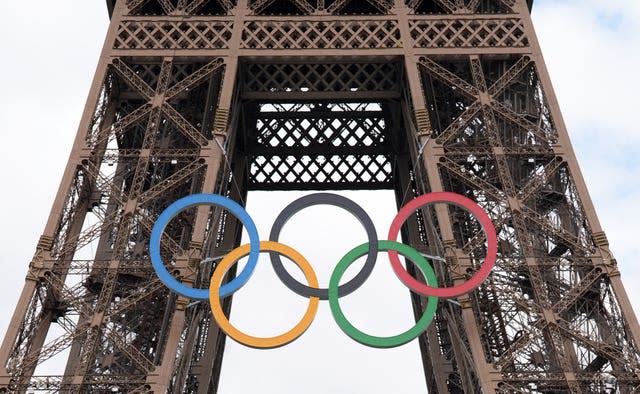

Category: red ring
[387, 192, 497, 298]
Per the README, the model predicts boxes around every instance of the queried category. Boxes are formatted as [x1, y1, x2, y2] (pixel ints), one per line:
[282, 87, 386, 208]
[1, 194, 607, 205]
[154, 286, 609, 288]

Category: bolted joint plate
[592, 231, 609, 247]
[213, 108, 230, 137]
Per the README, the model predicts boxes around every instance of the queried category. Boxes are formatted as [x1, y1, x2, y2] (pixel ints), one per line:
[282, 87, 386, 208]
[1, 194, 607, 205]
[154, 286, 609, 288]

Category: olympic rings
[269, 193, 378, 300]
[150, 194, 260, 300]
[210, 241, 320, 349]
[149, 191, 497, 348]
[328, 241, 438, 348]
[387, 192, 497, 298]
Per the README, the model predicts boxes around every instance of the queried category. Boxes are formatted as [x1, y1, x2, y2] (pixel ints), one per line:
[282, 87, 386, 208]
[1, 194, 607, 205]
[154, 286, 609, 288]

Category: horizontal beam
[248, 181, 394, 191]
[110, 47, 532, 58]
[241, 91, 401, 100]
[111, 15, 531, 54]
[247, 146, 395, 156]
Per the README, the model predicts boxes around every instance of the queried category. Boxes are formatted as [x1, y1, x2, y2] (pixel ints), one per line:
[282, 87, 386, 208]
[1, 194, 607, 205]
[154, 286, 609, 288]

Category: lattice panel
[409, 18, 528, 48]
[241, 20, 401, 49]
[243, 63, 399, 92]
[249, 154, 393, 189]
[114, 20, 233, 49]
[254, 116, 387, 150]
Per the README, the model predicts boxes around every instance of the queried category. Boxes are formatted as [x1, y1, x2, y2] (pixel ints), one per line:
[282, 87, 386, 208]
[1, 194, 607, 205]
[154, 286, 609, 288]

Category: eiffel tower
[2, 0, 640, 392]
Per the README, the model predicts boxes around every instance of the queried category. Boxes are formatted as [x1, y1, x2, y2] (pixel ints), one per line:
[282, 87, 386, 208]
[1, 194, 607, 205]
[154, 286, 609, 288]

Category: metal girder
[138, 159, 207, 204]
[218, 0, 235, 13]
[54, 259, 151, 276]
[17, 327, 86, 378]
[183, 0, 210, 14]
[434, 0, 457, 13]
[406, 0, 422, 10]
[466, 0, 480, 12]
[520, 205, 592, 255]
[517, 156, 565, 202]
[551, 267, 603, 316]
[125, 0, 151, 13]
[547, 324, 584, 394]
[326, 0, 349, 14]
[12, 375, 148, 392]
[82, 155, 189, 257]
[491, 100, 551, 145]
[54, 211, 121, 258]
[111, 59, 155, 100]
[469, 55, 517, 197]
[82, 159, 127, 207]
[435, 101, 482, 144]
[161, 105, 209, 146]
[101, 328, 155, 373]
[130, 59, 174, 201]
[68, 270, 119, 391]
[109, 279, 166, 317]
[289, 0, 316, 14]
[419, 57, 478, 99]
[439, 156, 505, 201]
[165, 59, 224, 100]
[91, 103, 152, 149]
[487, 56, 532, 97]
[461, 215, 509, 255]
[496, 381, 531, 393]
[56, 57, 216, 389]
[494, 0, 516, 11]
[158, 0, 175, 14]
[250, 0, 276, 15]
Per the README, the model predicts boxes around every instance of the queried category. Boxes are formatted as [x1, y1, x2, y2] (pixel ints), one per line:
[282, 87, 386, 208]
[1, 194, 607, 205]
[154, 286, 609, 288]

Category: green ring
[328, 240, 439, 348]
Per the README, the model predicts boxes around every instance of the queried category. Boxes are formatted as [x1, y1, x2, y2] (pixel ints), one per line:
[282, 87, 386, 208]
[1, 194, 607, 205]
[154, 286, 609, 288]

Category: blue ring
[149, 193, 260, 300]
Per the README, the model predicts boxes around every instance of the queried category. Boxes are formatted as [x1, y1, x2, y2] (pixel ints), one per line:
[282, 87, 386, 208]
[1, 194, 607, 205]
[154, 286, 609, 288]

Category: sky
[0, 0, 638, 393]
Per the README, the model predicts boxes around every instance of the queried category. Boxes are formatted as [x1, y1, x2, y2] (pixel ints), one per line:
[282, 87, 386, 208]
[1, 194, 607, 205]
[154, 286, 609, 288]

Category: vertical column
[394, 157, 453, 393]
[146, 1, 249, 392]
[395, 1, 502, 392]
[192, 157, 249, 393]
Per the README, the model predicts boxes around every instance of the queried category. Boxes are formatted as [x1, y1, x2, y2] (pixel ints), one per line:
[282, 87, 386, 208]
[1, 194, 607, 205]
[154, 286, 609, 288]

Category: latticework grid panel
[249, 154, 393, 190]
[114, 20, 233, 49]
[243, 63, 400, 93]
[241, 20, 401, 49]
[410, 18, 528, 48]
[254, 116, 387, 150]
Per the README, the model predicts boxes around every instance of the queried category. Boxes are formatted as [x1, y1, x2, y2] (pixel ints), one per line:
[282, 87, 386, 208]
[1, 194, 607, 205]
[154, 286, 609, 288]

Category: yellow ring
[209, 241, 320, 349]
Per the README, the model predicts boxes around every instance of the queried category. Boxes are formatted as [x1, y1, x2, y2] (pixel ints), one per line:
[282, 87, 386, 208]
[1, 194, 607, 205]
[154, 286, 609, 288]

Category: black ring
[269, 193, 378, 300]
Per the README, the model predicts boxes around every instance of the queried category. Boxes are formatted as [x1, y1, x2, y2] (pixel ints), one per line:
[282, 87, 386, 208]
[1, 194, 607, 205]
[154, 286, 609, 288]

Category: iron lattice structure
[2, 0, 640, 393]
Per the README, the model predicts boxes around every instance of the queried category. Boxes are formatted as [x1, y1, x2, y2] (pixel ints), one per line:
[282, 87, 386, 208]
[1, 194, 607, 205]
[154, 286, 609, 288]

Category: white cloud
[533, 0, 639, 135]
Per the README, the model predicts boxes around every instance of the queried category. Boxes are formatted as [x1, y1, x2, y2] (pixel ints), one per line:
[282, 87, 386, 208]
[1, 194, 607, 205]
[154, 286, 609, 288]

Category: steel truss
[2, 0, 639, 393]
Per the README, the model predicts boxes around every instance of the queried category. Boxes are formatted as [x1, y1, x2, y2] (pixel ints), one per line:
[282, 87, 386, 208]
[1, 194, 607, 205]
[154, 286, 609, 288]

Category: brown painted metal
[2, 0, 640, 392]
